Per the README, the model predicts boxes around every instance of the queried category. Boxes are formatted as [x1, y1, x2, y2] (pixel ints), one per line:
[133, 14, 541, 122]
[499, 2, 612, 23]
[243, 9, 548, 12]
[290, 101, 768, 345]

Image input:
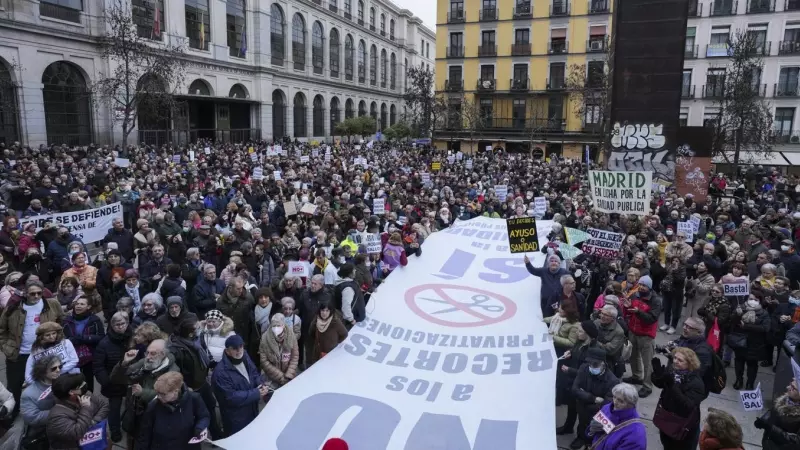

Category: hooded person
[156, 296, 198, 336]
[211, 334, 266, 437]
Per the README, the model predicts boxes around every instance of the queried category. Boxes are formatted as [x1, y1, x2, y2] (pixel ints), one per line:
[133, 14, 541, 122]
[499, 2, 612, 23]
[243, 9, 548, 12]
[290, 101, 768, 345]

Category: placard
[447, 156, 455, 165]
[293, 182, 301, 189]
[466, 159, 473, 170]
[114, 158, 130, 167]
[677, 221, 695, 243]
[300, 203, 317, 215]
[421, 173, 431, 186]
[325, 153, 332, 162]
[10, 203, 124, 244]
[274, 171, 282, 181]
[250, 152, 259, 163]
[506, 217, 539, 253]
[252, 167, 264, 181]
[592, 410, 615, 434]
[690, 215, 701, 234]
[431, 162, 441, 171]
[287, 261, 309, 278]
[189, 150, 196, 162]
[739, 382, 763, 412]
[486, 145, 492, 151]
[723, 281, 749, 297]
[588, 170, 652, 216]
[365, 233, 382, 253]
[172, 154, 181, 164]
[204, 147, 211, 154]
[373, 198, 386, 215]
[495, 185, 508, 202]
[582, 228, 624, 259]
[456, 152, 463, 161]
[312, 149, 319, 157]
[300, 155, 310, 164]
[283, 201, 298, 216]
[533, 197, 547, 217]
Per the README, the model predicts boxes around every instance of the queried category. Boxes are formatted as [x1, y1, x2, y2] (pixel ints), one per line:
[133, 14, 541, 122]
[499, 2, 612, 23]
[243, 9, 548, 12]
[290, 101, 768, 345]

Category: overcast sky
[395, 0, 436, 31]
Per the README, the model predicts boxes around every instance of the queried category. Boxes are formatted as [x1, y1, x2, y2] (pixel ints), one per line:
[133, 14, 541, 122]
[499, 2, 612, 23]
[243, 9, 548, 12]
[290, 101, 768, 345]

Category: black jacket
[760, 393, 800, 450]
[168, 336, 209, 390]
[155, 309, 198, 337]
[652, 368, 706, 430]
[571, 364, 620, 406]
[135, 386, 210, 450]
[93, 327, 131, 398]
[104, 229, 135, 261]
[729, 309, 771, 361]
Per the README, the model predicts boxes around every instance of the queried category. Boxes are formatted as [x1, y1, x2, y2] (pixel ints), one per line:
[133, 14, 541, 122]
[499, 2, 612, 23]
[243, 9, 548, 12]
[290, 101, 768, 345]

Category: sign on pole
[723, 280, 750, 297]
[365, 233, 383, 253]
[287, 261, 309, 278]
[588, 170, 652, 216]
[506, 217, 539, 253]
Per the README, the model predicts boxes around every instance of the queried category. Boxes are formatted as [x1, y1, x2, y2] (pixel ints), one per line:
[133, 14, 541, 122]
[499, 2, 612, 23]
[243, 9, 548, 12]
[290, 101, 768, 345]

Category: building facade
[0, 0, 434, 147]
[682, 0, 800, 166]
[433, 0, 612, 157]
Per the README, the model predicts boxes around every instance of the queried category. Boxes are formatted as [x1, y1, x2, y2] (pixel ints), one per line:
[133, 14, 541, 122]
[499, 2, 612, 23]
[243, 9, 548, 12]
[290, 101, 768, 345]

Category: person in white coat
[24, 322, 79, 385]
[199, 310, 236, 365]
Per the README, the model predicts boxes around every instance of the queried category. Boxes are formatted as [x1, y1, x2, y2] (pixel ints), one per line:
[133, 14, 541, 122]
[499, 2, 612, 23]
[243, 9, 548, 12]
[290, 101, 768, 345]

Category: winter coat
[46, 394, 109, 450]
[200, 317, 236, 363]
[25, 339, 81, 385]
[168, 335, 209, 390]
[103, 228, 135, 261]
[625, 293, 663, 338]
[588, 402, 647, 450]
[594, 319, 626, 363]
[259, 329, 299, 386]
[191, 277, 225, 319]
[217, 287, 259, 357]
[305, 315, 348, 366]
[0, 297, 64, 361]
[155, 309, 198, 336]
[525, 262, 570, 315]
[760, 393, 800, 450]
[131, 307, 163, 328]
[21, 381, 55, 429]
[62, 313, 105, 367]
[157, 277, 186, 301]
[666, 242, 693, 263]
[729, 308, 771, 361]
[672, 335, 715, 377]
[544, 316, 580, 350]
[93, 327, 132, 398]
[211, 353, 265, 436]
[690, 273, 717, 307]
[651, 369, 706, 436]
[135, 386, 210, 450]
[46, 235, 85, 271]
[571, 364, 620, 406]
[110, 353, 179, 410]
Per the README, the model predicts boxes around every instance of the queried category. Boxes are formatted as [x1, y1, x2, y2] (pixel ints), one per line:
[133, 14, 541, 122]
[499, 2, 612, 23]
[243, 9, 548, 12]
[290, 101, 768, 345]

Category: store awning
[712, 151, 792, 166]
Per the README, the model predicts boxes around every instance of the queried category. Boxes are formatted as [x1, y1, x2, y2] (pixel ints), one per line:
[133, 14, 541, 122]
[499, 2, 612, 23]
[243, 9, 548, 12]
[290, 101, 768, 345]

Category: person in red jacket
[622, 275, 662, 398]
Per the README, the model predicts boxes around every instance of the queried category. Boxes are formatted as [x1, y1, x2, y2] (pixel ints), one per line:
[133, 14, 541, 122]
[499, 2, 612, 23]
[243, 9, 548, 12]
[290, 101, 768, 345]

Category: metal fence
[137, 128, 262, 147]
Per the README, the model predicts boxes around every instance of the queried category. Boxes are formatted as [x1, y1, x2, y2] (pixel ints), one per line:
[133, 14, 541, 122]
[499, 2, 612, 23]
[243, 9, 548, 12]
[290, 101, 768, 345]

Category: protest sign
[365, 233, 382, 253]
[204, 147, 211, 154]
[677, 222, 695, 242]
[421, 173, 431, 186]
[466, 159, 473, 170]
[495, 185, 508, 202]
[300, 155, 310, 164]
[456, 151, 463, 161]
[189, 150, 196, 161]
[533, 197, 547, 217]
[588, 170, 652, 216]
[250, 152, 258, 163]
[431, 162, 441, 171]
[283, 201, 298, 216]
[506, 217, 539, 253]
[723, 280, 749, 297]
[582, 228, 624, 259]
[274, 171, 282, 181]
[690, 215, 701, 234]
[114, 158, 130, 167]
[486, 145, 492, 151]
[565, 228, 590, 245]
[300, 203, 317, 215]
[592, 410, 616, 434]
[172, 154, 181, 164]
[447, 156, 455, 165]
[557, 243, 583, 260]
[293, 182, 301, 189]
[373, 198, 386, 215]
[325, 153, 332, 162]
[739, 383, 763, 412]
[287, 261, 309, 278]
[213, 217, 557, 450]
[252, 167, 263, 181]
[312, 148, 319, 157]
[14, 203, 123, 244]
[275, 145, 282, 154]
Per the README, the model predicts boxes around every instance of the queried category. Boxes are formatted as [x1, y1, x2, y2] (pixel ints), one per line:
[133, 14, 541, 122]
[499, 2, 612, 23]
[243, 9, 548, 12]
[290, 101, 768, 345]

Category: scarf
[254, 303, 272, 333]
[316, 315, 332, 333]
[673, 368, 690, 384]
[125, 283, 141, 310]
[705, 295, 726, 317]
[548, 314, 565, 335]
[742, 301, 762, 324]
[759, 275, 776, 290]
[314, 258, 328, 272]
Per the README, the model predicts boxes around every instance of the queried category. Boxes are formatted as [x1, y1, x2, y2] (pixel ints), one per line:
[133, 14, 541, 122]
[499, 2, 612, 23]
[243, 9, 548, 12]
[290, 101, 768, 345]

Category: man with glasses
[0, 279, 63, 418]
[594, 305, 626, 377]
[670, 317, 713, 379]
[192, 263, 225, 320]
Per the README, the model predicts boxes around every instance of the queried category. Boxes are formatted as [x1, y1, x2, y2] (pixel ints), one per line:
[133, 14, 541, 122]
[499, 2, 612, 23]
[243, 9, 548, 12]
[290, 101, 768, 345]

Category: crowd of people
[0, 139, 795, 449]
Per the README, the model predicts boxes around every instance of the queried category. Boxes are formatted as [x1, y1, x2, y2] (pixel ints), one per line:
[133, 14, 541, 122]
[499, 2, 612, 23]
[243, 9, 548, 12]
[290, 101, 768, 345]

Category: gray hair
[110, 312, 129, 326]
[280, 297, 296, 308]
[761, 263, 777, 274]
[612, 383, 640, 407]
[601, 304, 618, 318]
[604, 295, 620, 306]
[141, 292, 163, 309]
[560, 275, 575, 286]
[203, 263, 216, 273]
[152, 244, 165, 252]
[116, 297, 133, 309]
[311, 274, 325, 284]
[186, 247, 200, 259]
[26, 279, 45, 291]
[684, 317, 706, 334]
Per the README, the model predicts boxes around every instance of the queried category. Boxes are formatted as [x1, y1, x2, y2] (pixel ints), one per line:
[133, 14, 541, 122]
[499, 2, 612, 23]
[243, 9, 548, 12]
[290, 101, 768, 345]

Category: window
[370, 7, 375, 29]
[588, 25, 606, 51]
[370, 45, 377, 85]
[292, 14, 306, 71]
[380, 103, 387, 130]
[345, 99, 354, 119]
[313, 95, 324, 136]
[748, 67, 763, 94]
[330, 29, 340, 78]
[0, 62, 19, 144]
[271, 4, 285, 66]
[273, 93, 286, 136]
[344, 0, 351, 17]
[427, 43, 430, 58]
[584, 93, 601, 125]
[380, 50, 387, 87]
[512, 64, 528, 89]
[774, 108, 795, 138]
[513, 99, 526, 128]
[40, 0, 82, 23]
[358, 40, 366, 82]
[390, 53, 397, 89]
[227, 0, 246, 58]
[330, 97, 341, 131]
[42, 61, 92, 145]
[747, 24, 768, 55]
[708, 26, 731, 57]
[358, 100, 366, 116]
[778, 67, 800, 96]
[480, 99, 493, 125]
[548, 96, 564, 122]
[706, 68, 726, 97]
[390, 19, 395, 39]
[449, 33, 464, 57]
[380, 14, 386, 35]
[345, 35, 354, 80]
[682, 69, 692, 97]
[679, 108, 688, 127]
[685, 27, 696, 57]
[186, 0, 211, 50]
[515, 29, 530, 44]
[404, 58, 409, 89]
[703, 108, 719, 128]
[390, 104, 396, 125]
[358, 0, 364, 24]
[294, 93, 307, 137]
[781, 26, 800, 54]
[448, 65, 462, 90]
[480, 64, 494, 88]
[587, 61, 604, 87]
[329, 0, 337, 12]
[312, 21, 324, 74]
[549, 63, 565, 88]
[550, 28, 567, 53]
[370, 102, 377, 121]
[482, 0, 497, 20]
[132, 0, 164, 40]
[450, 0, 464, 21]
[712, 0, 734, 14]
[480, 30, 496, 56]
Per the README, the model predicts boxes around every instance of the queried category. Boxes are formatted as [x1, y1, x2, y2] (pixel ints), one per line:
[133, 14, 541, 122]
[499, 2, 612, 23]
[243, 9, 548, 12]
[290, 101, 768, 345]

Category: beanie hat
[638, 275, 653, 289]
[124, 269, 139, 280]
[322, 438, 349, 450]
[580, 320, 599, 339]
[166, 296, 183, 308]
[206, 309, 224, 323]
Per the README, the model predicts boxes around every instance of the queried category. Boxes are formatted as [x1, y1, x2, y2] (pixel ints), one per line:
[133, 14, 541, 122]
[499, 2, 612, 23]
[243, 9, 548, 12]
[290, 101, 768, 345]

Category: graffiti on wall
[608, 122, 675, 184]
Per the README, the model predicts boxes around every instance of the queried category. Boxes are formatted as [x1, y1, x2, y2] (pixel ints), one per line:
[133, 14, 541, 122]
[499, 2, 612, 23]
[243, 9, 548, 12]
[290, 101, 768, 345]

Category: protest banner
[588, 170, 652, 216]
[431, 162, 441, 171]
[365, 233, 382, 253]
[582, 228, 624, 259]
[283, 201, 298, 216]
[723, 280, 749, 297]
[252, 167, 263, 181]
[373, 198, 386, 215]
[739, 383, 763, 412]
[495, 185, 508, 202]
[287, 261, 309, 278]
[506, 217, 539, 253]
[421, 173, 431, 186]
[114, 158, 130, 167]
[213, 217, 557, 450]
[465, 159, 473, 170]
[15, 203, 123, 244]
[677, 221, 695, 242]
[486, 145, 492, 151]
[565, 228, 590, 245]
[533, 197, 547, 217]
[274, 171, 282, 181]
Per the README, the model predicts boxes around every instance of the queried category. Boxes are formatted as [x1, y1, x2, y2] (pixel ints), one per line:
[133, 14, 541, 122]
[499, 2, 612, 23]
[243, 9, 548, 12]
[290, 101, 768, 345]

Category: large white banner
[19, 203, 123, 244]
[588, 170, 652, 216]
[215, 217, 557, 450]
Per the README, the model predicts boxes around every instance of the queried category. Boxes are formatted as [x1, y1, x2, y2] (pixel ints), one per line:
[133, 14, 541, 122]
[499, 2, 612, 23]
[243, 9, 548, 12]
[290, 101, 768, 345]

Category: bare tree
[459, 95, 485, 154]
[710, 30, 773, 167]
[93, 0, 186, 147]
[527, 100, 554, 155]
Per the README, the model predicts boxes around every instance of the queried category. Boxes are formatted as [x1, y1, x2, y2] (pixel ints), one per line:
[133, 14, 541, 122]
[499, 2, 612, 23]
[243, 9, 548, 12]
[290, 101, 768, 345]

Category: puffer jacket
[46, 394, 109, 450]
[199, 317, 236, 363]
[651, 368, 706, 434]
[588, 402, 647, 450]
[760, 393, 800, 450]
[0, 297, 64, 361]
[211, 353, 264, 436]
[544, 316, 580, 350]
[259, 329, 299, 386]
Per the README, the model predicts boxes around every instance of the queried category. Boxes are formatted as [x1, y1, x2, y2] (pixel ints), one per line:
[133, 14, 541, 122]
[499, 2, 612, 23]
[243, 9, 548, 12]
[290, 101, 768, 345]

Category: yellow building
[433, 0, 612, 160]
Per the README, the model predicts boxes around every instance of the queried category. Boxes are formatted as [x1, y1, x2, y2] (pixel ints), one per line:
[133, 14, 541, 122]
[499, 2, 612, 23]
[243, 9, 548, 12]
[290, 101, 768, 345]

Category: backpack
[704, 351, 727, 394]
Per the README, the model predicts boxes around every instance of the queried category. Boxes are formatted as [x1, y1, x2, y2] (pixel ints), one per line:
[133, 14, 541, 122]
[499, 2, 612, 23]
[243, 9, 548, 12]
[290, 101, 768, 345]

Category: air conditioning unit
[590, 40, 603, 51]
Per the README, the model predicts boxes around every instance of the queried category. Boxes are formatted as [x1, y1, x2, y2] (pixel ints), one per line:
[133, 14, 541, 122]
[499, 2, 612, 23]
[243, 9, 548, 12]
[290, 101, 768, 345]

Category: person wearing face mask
[779, 239, 800, 289]
[567, 347, 620, 450]
[45, 373, 109, 450]
[651, 348, 707, 450]
[211, 334, 266, 437]
[697, 285, 732, 359]
[259, 314, 299, 389]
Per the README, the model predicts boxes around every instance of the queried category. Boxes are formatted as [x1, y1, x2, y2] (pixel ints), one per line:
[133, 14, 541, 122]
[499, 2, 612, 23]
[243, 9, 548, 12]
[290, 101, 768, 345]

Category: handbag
[652, 402, 698, 441]
[21, 427, 49, 450]
[726, 332, 747, 350]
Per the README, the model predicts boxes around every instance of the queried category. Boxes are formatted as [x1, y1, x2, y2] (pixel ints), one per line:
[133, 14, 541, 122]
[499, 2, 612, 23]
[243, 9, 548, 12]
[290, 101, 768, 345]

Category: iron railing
[510, 78, 530, 91]
[703, 83, 725, 98]
[681, 85, 695, 98]
[774, 82, 799, 97]
[589, 0, 609, 13]
[477, 79, 496, 91]
[513, 4, 533, 18]
[689, 1, 703, 16]
[685, 45, 699, 58]
[551, 2, 570, 16]
[548, 40, 568, 54]
[710, 1, 737, 15]
[445, 79, 463, 92]
[547, 77, 565, 90]
[746, 0, 774, 12]
[511, 43, 532, 55]
[446, 46, 465, 58]
[478, 45, 497, 57]
[778, 40, 800, 54]
[479, 8, 498, 21]
[138, 129, 262, 147]
[587, 38, 607, 52]
[447, 10, 466, 22]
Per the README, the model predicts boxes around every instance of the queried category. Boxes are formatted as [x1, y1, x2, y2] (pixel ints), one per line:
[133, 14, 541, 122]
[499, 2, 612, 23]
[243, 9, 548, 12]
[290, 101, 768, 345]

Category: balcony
[448, 10, 466, 23]
[688, 1, 703, 16]
[40, 2, 81, 23]
[685, 45, 699, 59]
[703, 84, 725, 98]
[446, 46, 465, 58]
[551, 2, 570, 16]
[749, 83, 767, 96]
[547, 77, 565, 90]
[330, 69, 339, 78]
[788, 0, 800, 10]
[587, 38, 607, 52]
[589, 0, 609, 13]
[510, 78, 530, 91]
[511, 43, 532, 56]
[329, 3, 338, 12]
[710, 1, 737, 15]
[746, 0, 774, 12]
[477, 79, 496, 92]
[774, 131, 800, 144]
[344, 11, 352, 19]
[753, 41, 771, 56]
[479, 8, 498, 21]
[370, 25, 375, 32]
[548, 40, 568, 54]
[681, 85, 695, 99]
[775, 83, 799, 97]
[380, 30, 386, 37]
[513, 4, 533, 18]
[779, 40, 800, 55]
[358, 18, 364, 25]
[478, 45, 497, 57]
[706, 42, 732, 57]
[445, 79, 463, 92]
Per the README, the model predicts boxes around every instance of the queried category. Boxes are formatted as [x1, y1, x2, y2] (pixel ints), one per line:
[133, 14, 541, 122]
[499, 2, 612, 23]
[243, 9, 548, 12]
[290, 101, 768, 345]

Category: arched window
[390, 104, 396, 125]
[380, 49, 387, 88]
[229, 84, 248, 98]
[0, 59, 19, 144]
[357, 1, 364, 24]
[358, 100, 366, 117]
[369, 7, 375, 30]
[312, 21, 324, 75]
[270, 4, 285, 66]
[42, 61, 92, 145]
[329, 29, 340, 78]
[226, 0, 246, 57]
[380, 14, 386, 35]
[370, 101, 377, 121]
[357, 40, 366, 83]
[380, 103, 387, 130]
[292, 14, 306, 70]
[330, 96, 341, 131]
[293, 92, 307, 137]
[389, 19, 395, 40]
[344, 34, 354, 81]
[188, 79, 212, 95]
[369, 45, 377, 86]
[312, 95, 324, 136]
[272, 90, 285, 138]
[390, 53, 397, 89]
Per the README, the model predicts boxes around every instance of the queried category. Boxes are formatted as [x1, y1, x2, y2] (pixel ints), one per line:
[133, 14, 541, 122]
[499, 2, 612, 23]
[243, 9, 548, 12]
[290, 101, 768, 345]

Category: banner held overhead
[588, 170, 652, 216]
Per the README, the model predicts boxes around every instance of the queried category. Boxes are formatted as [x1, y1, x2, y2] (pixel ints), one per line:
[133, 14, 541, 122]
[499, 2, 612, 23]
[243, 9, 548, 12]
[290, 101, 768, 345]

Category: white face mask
[782, 245, 790, 252]
[338, 256, 346, 264]
[365, 260, 372, 268]
[272, 326, 284, 337]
